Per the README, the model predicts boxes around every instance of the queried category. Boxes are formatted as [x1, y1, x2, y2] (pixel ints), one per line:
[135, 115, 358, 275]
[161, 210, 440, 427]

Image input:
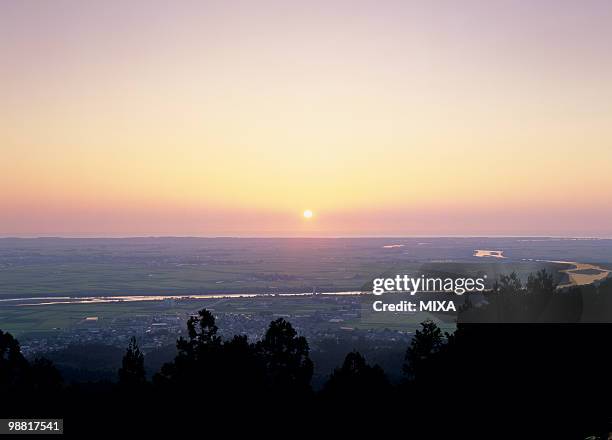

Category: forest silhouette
[2, 272, 612, 438]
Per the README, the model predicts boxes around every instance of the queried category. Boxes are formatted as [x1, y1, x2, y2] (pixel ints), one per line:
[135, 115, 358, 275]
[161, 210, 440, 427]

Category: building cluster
[19, 296, 413, 357]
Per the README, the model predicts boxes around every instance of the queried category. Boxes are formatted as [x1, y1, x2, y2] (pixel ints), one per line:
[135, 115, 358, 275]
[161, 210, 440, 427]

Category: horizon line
[1, 235, 610, 240]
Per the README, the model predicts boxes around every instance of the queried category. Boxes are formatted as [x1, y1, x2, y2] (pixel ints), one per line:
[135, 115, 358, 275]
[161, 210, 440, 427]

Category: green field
[2, 237, 610, 336]
[3, 236, 605, 298]
[0, 295, 355, 336]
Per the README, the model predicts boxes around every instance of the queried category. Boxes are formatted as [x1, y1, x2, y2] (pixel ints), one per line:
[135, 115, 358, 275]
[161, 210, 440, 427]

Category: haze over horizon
[2, 0, 612, 237]
[2, 234, 612, 240]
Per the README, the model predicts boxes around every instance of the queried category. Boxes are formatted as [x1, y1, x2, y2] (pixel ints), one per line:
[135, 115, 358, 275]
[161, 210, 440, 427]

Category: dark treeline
[2, 273, 612, 437]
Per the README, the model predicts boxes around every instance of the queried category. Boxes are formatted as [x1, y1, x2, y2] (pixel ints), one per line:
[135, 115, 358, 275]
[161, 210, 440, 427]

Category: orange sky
[2, 1, 612, 237]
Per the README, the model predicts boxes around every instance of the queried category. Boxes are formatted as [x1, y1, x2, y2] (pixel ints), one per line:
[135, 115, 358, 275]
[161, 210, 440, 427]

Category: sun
[303, 209, 314, 219]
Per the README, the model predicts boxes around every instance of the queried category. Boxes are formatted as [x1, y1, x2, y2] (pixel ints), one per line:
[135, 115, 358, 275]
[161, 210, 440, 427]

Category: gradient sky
[2, 0, 612, 237]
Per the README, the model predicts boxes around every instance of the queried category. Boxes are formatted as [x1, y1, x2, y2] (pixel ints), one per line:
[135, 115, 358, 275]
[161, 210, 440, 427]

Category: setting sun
[2, 1, 612, 238]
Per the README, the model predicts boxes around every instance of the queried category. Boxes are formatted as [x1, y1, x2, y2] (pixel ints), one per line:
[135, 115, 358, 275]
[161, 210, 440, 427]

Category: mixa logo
[421, 300, 456, 312]
[373, 300, 456, 312]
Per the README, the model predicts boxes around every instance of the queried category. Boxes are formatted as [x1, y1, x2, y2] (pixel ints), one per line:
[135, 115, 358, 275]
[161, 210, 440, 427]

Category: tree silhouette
[219, 334, 265, 394]
[0, 329, 31, 391]
[154, 309, 222, 388]
[526, 269, 554, 295]
[403, 320, 445, 381]
[323, 351, 388, 399]
[185, 309, 220, 347]
[29, 357, 63, 392]
[1, 329, 62, 398]
[118, 337, 146, 387]
[256, 318, 313, 393]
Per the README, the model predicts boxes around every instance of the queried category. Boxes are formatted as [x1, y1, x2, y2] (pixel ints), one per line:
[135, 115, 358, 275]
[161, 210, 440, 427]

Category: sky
[2, 0, 612, 237]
